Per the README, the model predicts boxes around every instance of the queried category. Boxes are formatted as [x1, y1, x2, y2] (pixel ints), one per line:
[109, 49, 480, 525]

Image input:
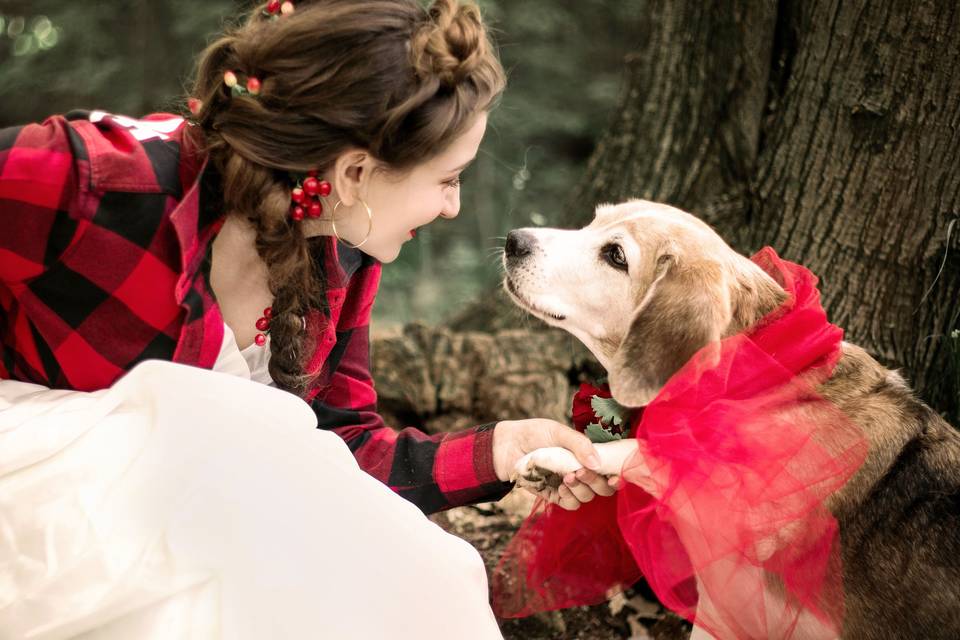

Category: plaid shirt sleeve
[307, 259, 513, 514]
[1, 112, 200, 390]
[0, 116, 86, 286]
[0, 117, 89, 383]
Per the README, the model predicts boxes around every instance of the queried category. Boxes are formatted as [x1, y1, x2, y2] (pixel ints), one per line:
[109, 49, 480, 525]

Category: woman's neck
[209, 215, 276, 349]
[212, 214, 264, 275]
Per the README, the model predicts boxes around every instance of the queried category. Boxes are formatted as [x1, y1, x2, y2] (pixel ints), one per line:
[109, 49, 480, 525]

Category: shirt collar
[168, 124, 227, 302]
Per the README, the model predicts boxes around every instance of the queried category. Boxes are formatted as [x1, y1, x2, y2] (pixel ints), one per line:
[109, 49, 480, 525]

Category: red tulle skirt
[493, 248, 868, 640]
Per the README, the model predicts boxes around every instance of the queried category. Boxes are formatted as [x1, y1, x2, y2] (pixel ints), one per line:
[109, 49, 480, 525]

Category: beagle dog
[502, 199, 960, 640]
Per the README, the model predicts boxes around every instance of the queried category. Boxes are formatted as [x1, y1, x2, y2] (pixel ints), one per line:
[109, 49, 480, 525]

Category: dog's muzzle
[504, 230, 537, 264]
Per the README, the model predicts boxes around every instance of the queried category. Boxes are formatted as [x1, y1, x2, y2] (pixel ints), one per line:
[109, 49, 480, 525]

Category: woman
[0, 0, 615, 637]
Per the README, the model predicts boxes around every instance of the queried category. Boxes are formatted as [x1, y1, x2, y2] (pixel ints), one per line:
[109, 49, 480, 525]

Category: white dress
[0, 326, 502, 639]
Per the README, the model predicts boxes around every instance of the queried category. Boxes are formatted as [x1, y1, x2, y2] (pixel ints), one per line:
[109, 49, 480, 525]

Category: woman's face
[316, 112, 488, 263]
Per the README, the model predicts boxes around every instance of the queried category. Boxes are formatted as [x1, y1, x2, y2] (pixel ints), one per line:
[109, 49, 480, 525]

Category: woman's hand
[492, 419, 620, 510]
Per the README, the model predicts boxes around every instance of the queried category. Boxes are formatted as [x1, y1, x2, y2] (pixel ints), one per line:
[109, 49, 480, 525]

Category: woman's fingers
[574, 468, 616, 497]
[556, 482, 584, 510]
[520, 469, 622, 510]
[527, 483, 582, 511]
[562, 473, 597, 504]
[531, 478, 622, 510]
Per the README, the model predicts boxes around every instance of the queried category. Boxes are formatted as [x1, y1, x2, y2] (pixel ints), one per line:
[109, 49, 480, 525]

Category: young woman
[0, 0, 615, 636]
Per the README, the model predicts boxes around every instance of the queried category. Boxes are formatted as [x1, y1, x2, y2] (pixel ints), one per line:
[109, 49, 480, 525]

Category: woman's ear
[607, 256, 731, 407]
[331, 149, 372, 207]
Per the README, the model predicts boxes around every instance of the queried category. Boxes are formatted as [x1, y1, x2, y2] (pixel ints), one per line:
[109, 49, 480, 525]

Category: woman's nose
[439, 189, 460, 219]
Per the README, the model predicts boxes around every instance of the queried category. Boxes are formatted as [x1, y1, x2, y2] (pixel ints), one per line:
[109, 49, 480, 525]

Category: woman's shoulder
[2, 109, 195, 215]
[60, 110, 193, 199]
[0, 110, 207, 285]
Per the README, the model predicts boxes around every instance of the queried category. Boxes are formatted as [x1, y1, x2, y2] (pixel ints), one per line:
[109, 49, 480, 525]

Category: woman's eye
[444, 176, 461, 188]
[602, 243, 628, 270]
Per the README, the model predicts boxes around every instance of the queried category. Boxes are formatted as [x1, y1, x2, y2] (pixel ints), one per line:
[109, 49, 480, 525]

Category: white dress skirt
[0, 326, 502, 639]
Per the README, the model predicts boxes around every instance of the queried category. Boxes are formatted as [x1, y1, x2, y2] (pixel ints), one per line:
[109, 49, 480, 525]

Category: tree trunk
[567, 0, 960, 421]
[566, 0, 777, 233]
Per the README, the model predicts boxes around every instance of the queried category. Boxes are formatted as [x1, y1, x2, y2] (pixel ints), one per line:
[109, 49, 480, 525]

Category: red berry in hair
[303, 177, 319, 196]
[266, 0, 281, 13]
[263, 307, 273, 318]
[187, 97, 202, 115]
[291, 187, 304, 203]
[280, 1, 295, 15]
[246, 77, 262, 95]
[256, 317, 270, 331]
[318, 180, 332, 197]
[223, 71, 238, 88]
[255, 333, 267, 347]
[308, 202, 323, 218]
[292, 205, 305, 221]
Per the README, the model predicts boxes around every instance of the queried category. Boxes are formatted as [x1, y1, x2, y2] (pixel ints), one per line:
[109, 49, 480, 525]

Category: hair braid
[217, 151, 321, 395]
[183, 0, 505, 397]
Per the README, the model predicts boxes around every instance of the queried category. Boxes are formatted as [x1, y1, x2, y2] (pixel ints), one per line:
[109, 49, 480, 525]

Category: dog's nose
[504, 230, 536, 260]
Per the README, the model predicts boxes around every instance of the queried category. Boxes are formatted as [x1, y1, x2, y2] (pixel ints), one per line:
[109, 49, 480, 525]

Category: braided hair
[183, 0, 505, 395]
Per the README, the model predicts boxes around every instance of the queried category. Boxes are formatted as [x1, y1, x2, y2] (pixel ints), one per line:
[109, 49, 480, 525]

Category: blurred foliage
[0, 0, 641, 326]
[0, 1, 241, 120]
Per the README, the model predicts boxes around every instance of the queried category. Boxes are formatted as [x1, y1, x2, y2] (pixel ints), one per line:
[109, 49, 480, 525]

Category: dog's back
[823, 344, 960, 639]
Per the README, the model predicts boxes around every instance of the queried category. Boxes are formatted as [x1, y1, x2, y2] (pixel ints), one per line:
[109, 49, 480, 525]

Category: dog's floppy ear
[607, 254, 731, 407]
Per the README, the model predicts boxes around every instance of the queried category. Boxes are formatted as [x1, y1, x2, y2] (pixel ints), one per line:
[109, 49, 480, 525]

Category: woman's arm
[307, 314, 616, 513]
[308, 329, 513, 513]
[1, 117, 88, 384]
[0, 117, 86, 286]
[308, 254, 616, 513]
[310, 358, 618, 514]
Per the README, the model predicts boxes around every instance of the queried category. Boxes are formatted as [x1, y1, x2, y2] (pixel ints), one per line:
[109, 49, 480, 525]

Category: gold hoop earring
[331, 199, 373, 249]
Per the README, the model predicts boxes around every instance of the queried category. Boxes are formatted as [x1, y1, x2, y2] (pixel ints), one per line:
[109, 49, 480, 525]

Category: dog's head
[502, 199, 787, 406]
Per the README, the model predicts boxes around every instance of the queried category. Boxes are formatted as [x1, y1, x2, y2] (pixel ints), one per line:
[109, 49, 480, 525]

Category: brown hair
[184, 0, 505, 395]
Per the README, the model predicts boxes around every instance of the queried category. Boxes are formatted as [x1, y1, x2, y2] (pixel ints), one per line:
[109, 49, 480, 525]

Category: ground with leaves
[430, 492, 691, 640]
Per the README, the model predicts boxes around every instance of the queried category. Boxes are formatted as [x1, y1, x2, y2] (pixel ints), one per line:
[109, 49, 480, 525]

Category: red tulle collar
[494, 248, 868, 640]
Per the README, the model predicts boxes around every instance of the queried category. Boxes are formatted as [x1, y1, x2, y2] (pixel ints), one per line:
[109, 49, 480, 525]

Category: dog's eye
[601, 243, 628, 271]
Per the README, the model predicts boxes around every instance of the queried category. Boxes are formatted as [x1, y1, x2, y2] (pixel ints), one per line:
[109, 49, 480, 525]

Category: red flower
[571, 381, 612, 433]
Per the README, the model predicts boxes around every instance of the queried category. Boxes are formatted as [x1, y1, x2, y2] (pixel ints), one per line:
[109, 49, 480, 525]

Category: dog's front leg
[511, 439, 658, 496]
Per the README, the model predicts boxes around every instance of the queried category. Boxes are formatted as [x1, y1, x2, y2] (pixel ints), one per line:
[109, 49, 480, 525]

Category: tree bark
[566, 0, 960, 420]
[750, 0, 960, 419]
[566, 0, 778, 234]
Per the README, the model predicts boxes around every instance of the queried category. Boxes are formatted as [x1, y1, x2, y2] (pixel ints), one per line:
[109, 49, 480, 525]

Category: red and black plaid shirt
[0, 110, 511, 513]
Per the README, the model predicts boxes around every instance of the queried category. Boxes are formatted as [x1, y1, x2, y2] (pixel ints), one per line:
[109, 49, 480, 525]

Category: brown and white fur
[502, 200, 960, 640]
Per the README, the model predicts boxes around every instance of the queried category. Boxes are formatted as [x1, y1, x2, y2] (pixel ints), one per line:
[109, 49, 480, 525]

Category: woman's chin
[359, 241, 401, 264]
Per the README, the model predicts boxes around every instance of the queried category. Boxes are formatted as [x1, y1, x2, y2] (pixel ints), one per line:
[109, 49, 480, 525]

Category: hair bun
[410, 0, 487, 87]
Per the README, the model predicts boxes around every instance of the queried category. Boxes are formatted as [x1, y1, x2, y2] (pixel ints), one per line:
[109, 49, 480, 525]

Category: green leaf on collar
[591, 395, 631, 427]
[585, 422, 623, 443]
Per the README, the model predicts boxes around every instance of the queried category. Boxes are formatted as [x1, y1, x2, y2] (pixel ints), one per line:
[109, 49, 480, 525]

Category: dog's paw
[511, 447, 583, 491]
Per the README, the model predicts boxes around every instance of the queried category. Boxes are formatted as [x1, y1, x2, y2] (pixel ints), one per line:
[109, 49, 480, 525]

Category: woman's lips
[409, 229, 417, 238]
